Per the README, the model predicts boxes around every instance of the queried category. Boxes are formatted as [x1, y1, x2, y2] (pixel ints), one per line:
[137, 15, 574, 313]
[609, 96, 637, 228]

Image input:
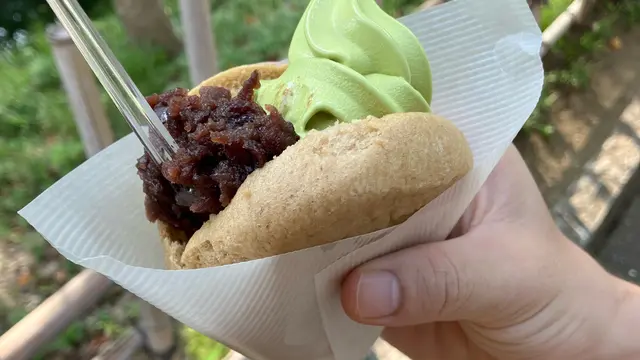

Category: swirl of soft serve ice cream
[256, 0, 433, 137]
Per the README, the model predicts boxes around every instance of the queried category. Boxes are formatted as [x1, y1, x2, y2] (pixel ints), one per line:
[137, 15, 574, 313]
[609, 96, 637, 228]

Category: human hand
[341, 145, 640, 360]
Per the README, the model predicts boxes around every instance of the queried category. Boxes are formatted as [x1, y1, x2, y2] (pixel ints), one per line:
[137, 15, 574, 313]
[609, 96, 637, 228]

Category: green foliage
[93, 17, 188, 137]
[32, 321, 88, 360]
[9, 231, 48, 261]
[5, 306, 29, 326]
[551, 18, 615, 64]
[524, 0, 640, 136]
[545, 58, 590, 89]
[165, 0, 423, 71]
[540, 0, 573, 30]
[379, 0, 426, 16]
[0, 15, 186, 236]
[523, 87, 556, 137]
[599, 0, 640, 28]
[210, 0, 306, 69]
[1, 299, 138, 359]
[181, 327, 230, 360]
[0, 0, 110, 46]
[0, 25, 82, 235]
[91, 308, 127, 338]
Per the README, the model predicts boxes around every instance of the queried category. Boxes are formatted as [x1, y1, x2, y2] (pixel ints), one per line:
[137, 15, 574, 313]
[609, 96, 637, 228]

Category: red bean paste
[136, 71, 299, 241]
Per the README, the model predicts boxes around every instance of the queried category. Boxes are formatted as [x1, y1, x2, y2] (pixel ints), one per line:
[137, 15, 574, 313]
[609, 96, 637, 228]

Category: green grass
[1, 288, 139, 359]
[540, 0, 573, 30]
[181, 327, 230, 360]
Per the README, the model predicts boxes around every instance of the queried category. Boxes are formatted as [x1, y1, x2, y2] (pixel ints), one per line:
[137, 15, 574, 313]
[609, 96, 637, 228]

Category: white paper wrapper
[20, 0, 543, 358]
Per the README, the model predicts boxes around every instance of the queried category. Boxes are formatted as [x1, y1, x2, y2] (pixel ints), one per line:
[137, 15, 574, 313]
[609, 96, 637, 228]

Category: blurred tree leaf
[112, 0, 182, 57]
[0, 0, 110, 46]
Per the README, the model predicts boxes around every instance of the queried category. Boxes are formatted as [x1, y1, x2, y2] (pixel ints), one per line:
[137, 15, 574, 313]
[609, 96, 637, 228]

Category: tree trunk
[180, 0, 218, 86]
[113, 0, 182, 57]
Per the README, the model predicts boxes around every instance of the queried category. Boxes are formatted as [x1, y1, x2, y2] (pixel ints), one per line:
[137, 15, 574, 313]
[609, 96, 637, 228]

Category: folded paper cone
[157, 62, 473, 269]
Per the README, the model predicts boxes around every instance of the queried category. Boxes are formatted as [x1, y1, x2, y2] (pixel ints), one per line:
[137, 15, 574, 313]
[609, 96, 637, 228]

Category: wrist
[595, 277, 640, 359]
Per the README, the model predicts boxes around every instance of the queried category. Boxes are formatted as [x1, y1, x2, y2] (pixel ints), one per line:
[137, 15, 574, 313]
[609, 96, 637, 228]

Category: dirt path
[0, 233, 38, 331]
[517, 27, 640, 204]
[515, 26, 640, 246]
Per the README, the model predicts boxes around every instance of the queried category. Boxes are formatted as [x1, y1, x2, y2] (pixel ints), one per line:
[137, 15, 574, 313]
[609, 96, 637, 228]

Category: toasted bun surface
[159, 63, 473, 270]
[179, 112, 472, 269]
[188, 62, 287, 96]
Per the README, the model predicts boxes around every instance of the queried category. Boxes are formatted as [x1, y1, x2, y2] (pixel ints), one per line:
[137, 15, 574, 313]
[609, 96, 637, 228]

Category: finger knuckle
[416, 246, 471, 319]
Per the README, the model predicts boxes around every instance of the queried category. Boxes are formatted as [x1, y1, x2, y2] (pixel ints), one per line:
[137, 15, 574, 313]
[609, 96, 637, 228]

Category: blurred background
[0, 0, 639, 359]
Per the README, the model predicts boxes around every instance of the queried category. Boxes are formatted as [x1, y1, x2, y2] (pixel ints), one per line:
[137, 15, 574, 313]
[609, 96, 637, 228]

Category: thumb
[341, 228, 552, 326]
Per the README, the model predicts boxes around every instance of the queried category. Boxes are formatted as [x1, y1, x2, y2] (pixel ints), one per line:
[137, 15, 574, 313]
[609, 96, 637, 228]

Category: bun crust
[159, 63, 473, 270]
[188, 62, 287, 96]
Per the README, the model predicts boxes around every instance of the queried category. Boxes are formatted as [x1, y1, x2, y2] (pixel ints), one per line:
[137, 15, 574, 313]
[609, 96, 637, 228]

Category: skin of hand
[341, 144, 640, 360]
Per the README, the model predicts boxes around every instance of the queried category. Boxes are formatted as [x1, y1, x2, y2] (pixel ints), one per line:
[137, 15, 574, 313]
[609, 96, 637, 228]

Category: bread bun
[158, 63, 473, 269]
